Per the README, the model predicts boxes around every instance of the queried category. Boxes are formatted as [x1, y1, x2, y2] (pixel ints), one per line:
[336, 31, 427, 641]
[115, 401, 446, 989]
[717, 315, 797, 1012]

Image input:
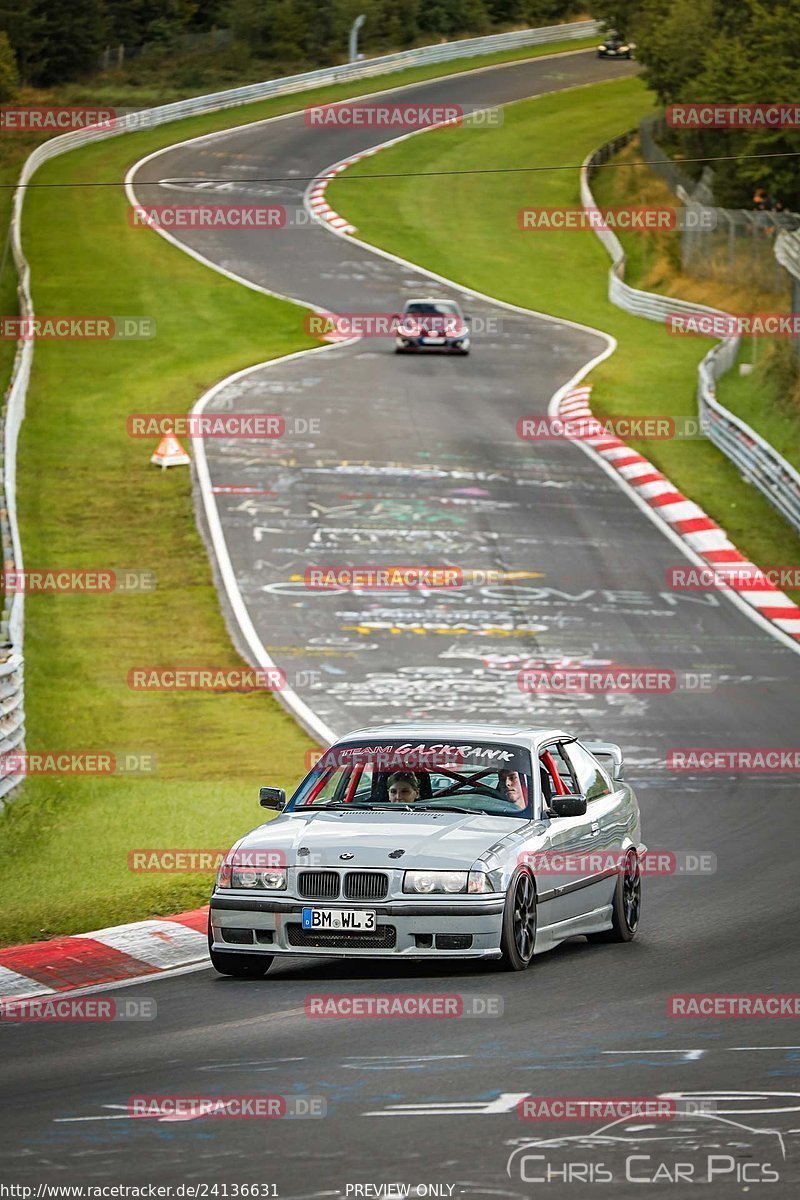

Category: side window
[306, 767, 348, 805]
[352, 764, 373, 801]
[563, 742, 613, 802]
[543, 744, 578, 793]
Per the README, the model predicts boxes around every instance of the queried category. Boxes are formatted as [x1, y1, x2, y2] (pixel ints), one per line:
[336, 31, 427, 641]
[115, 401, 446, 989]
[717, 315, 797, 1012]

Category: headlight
[403, 870, 468, 894]
[216, 865, 287, 890]
[467, 867, 496, 894]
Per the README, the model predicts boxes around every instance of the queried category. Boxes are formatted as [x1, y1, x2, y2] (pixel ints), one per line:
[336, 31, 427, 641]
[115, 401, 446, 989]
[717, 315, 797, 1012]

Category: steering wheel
[440, 782, 505, 801]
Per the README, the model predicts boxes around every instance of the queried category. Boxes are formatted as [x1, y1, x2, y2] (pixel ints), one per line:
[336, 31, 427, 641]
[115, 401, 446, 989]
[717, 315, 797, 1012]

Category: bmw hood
[233, 810, 532, 870]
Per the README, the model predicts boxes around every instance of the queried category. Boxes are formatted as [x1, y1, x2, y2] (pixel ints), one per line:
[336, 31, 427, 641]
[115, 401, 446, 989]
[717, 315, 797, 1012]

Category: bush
[0, 30, 18, 100]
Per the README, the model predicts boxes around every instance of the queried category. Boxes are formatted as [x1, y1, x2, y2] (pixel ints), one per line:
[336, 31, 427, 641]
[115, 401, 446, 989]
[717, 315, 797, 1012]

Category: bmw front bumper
[210, 894, 505, 959]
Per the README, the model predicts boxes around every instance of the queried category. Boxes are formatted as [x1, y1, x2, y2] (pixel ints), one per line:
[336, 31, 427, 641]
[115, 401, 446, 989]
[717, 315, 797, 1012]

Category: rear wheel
[208, 917, 273, 977]
[499, 869, 537, 971]
[587, 848, 641, 943]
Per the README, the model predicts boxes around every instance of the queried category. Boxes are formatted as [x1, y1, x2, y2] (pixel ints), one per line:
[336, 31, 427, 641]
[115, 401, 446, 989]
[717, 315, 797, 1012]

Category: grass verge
[327, 75, 800, 599]
[0, 40, 607, 946]
[590, 136, 800, 478]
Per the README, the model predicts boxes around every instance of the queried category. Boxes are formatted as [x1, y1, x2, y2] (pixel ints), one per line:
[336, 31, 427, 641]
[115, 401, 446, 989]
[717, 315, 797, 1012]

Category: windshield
[289, 740, 534, 817]
[404, 301, 460, 315]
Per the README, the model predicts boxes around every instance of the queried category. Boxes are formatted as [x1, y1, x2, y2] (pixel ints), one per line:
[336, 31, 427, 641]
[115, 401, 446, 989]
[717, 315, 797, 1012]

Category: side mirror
[550, 793, 587, 818]
[259, 786, 286, 810]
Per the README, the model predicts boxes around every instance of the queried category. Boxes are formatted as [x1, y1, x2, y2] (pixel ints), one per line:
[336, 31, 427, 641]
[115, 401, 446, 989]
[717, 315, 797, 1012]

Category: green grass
[0, 34, 597, 401]
[589, 136, 800, 480]
[1, 134, 319, 942]
[327, 75, 800, 599]
[0, 35, 605, 948]
[714, 343, 800, 476]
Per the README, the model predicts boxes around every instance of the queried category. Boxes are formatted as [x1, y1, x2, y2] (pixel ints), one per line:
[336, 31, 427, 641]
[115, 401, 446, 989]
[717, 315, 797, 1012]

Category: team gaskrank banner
[314, 741, 531, 772]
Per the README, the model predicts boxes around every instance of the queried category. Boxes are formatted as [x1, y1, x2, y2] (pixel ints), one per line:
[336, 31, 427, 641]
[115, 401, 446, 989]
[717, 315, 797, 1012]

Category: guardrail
[582, 134, 800, 538]
[775, 228, 800, 359]
[0, 19, 601, 807]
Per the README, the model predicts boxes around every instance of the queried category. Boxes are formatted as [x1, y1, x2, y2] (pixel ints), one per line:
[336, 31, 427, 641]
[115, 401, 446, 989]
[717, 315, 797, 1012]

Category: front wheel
[208, 918, 273, 977]
[499, 869, 537, 970]
[587, 848, 641, 943]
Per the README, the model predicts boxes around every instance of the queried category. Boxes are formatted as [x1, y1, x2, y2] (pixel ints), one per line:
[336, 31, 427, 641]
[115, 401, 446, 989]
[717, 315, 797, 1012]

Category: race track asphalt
[2, 48, 798, 1198]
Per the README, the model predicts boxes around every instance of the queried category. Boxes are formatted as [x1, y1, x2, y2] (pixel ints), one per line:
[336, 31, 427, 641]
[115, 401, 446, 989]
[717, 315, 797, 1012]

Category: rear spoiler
[584, 741, 625, 782]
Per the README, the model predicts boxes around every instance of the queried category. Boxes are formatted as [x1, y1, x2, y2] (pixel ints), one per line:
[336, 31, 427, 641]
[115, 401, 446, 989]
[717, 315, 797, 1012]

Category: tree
[29, 0, 107, 85]
[628, 0, 715, 105]
[0, 30, 18, 101]
[0, 0, 47, 84]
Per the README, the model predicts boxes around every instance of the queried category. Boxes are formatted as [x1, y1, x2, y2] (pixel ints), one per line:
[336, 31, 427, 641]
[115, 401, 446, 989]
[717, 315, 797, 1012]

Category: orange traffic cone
[151, 432, 190, 469]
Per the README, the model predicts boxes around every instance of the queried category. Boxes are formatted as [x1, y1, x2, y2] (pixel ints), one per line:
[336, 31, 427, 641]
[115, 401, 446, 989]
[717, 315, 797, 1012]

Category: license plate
[421, 336, 445, 344]
[301, 907, 377, 931]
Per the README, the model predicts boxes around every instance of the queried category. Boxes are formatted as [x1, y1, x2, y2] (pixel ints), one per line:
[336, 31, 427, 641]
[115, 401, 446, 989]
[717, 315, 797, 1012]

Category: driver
[498, 769, 527, 809]
[387, 771, 420, 804]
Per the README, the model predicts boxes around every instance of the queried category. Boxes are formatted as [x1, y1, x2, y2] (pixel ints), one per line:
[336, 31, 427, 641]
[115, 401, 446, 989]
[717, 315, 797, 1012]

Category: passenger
[387, 771, 421, 804]
[498, 769, 527, 809]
